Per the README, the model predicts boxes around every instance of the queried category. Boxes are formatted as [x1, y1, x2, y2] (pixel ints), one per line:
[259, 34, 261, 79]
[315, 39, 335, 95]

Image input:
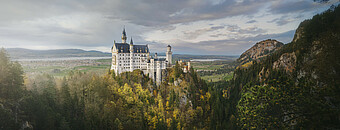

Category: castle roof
[146, 58, 166, 63]
[130, 37, 133, 45]
[122, 28, 126, 36]
[114, 43, 149, 53]
[155, 58, 166, 61]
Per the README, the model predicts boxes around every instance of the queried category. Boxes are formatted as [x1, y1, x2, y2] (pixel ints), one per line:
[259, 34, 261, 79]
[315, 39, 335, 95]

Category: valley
[10, 51, 237, 82]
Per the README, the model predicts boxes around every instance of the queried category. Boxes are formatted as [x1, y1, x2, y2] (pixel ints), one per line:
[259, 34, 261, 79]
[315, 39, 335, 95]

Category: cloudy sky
[0, 0, 338, 55]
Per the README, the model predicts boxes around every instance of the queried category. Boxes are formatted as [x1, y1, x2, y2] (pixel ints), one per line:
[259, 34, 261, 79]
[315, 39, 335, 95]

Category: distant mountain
[237, 39, 283, 65]
[5, 48, 111, 59]
[173, 54, 238, 61]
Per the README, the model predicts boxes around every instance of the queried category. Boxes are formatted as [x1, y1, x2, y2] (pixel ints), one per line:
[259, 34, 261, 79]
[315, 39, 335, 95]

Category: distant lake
[190, 59, 223, 62]
[12, 57, 111, 61]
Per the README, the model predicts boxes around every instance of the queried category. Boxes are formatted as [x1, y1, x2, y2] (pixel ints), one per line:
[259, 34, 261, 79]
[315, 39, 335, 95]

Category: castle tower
[122, 27, 127, 43]
[147, 44, 150, 60]
[111, 27, 171, 85]
[156, 61, 162, 85]
[187, 61, 191, 71]
[130, 37, 134, 72]
[166, 45, 172, 66]
[111, 40, 119, 75]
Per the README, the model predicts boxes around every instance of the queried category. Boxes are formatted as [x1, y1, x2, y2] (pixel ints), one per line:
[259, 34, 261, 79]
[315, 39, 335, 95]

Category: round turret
[167, 45, 171, 52]
[166, 45, 172, 66]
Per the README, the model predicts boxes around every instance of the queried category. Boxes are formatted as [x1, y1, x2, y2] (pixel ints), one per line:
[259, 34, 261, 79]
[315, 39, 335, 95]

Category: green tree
[0, 48, 24, 129]
[0, 48, 24, 100]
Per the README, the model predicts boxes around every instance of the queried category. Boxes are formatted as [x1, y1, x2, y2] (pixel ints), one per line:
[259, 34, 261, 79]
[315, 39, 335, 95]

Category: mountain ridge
[230, 5, 340, 129]
[4, 48, 238, 60]
[5, 48, 111, 59]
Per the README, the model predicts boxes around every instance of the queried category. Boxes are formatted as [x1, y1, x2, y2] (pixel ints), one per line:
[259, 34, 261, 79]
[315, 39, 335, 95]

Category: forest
[1, 5, 340, 130]
[0, 47, 236, 129]
[232, 5, 340, 129]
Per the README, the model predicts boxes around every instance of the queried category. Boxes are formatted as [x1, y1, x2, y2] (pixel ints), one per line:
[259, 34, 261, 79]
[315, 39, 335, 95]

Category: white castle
[111, 28, 173, 85]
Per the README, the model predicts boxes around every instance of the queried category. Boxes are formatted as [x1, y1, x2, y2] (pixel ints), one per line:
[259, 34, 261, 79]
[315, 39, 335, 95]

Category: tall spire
[122, 26, 126, 36]
[121, 26, 127, 43]
[130, 37, 133, 45]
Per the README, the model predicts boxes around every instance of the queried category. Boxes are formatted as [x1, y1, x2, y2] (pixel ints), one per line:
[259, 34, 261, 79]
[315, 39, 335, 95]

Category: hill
[237, 39, 283, 65]
[5, 48, 111, 59]
[230, 5, 340, 129]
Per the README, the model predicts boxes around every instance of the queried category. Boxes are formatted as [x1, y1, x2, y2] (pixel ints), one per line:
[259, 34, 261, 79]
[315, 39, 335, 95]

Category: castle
[111, 28, 172, 85]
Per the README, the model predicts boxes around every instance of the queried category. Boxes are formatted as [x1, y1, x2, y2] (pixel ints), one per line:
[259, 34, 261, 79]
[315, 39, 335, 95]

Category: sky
[0, 0, 339, 55]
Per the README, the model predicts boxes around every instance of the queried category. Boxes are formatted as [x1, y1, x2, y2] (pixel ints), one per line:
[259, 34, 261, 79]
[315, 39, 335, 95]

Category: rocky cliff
[237, 39, 283, 65]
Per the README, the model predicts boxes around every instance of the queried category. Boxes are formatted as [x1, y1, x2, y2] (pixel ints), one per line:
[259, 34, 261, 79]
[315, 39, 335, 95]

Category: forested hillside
[230, 5, 340, 129]
[0, 47, 235, 129]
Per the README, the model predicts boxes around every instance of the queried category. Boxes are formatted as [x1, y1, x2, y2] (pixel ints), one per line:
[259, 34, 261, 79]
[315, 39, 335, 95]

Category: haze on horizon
[0, 0, 338, 55]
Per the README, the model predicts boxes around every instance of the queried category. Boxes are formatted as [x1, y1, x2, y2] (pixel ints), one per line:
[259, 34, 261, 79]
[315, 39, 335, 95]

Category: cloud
[268, 0, 339, 14]
[0, 0, 337, 54]
[159, 26, 177, 33]
[171, 30, 295, 55]
[101, 0, 269, 26]
[268, 15, 293, 26]
[314, 0, 331, 3]
[169, 8, 194, 17]
[183, 25, 225, 39]
[269, 0, 317, 14]
[246, 20, 257, 23]
[226, 25, 266, 34]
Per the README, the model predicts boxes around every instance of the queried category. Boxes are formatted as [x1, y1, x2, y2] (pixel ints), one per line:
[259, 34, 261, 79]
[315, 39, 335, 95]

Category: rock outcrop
[273, 52, 297, 73]
[237, 39, 284, 65]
